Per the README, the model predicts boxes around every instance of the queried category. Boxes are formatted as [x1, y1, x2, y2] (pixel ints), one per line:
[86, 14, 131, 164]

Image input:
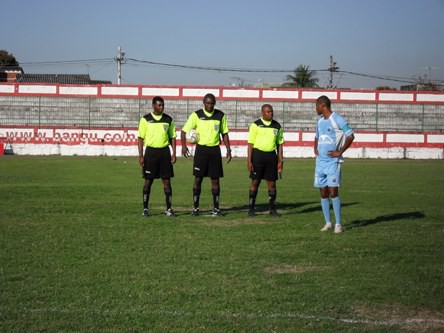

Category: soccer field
[0, 156, 443, 332]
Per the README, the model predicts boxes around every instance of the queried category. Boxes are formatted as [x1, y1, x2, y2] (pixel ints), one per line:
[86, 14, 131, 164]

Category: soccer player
[314, 95, 354, 233]
[247, 104, 284, 217]
[138, 96, 177, 217]
[181, 93, 232, 216]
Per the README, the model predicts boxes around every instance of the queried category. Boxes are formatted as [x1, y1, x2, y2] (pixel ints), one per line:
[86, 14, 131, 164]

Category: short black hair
[261, 103, 273, 110]
[152, 96, 164, 105]
[316, 95, 331, 108]
[203, 93, 216, 103]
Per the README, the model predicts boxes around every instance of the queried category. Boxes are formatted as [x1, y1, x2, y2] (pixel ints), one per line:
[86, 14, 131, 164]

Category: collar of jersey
[151, 112, 163, 120]
[261, 117, 272, 126]
[203, 108, 214, 117]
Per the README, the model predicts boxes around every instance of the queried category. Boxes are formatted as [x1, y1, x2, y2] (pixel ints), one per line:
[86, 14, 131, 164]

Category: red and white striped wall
[1, 127, 443, 159]
[1, 83, 443, 158]
[1, 82, 444, 103]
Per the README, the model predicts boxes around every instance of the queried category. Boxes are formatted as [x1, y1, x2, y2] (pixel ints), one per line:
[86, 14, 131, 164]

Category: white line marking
[13, 308, 444, 326]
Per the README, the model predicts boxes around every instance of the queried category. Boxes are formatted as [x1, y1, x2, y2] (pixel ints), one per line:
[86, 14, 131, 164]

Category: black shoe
[247, 210, 255, 217]
[212, 208, 223, 216]
[142, 208, 149, 217]
[191, 208, 199, 216]
[269, 209, 281, 217]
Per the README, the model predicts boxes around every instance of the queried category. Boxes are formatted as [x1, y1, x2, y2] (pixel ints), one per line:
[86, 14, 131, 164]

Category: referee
[247, 104, 284, 217]
[181, 93, 232, 216]
[138, 96, 177, 217]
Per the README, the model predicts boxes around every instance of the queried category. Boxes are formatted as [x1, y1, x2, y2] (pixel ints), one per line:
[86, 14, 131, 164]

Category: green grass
[0, 156, 443, 332]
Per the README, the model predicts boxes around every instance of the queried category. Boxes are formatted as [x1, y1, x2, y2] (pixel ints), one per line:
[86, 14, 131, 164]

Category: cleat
[247, 210, 255, 217]
[212, 208, 223, 216]
[142, 208, 149, 217]
[321, 223, 333, 231]
[191, 208, 200, 216]
[165, 208, 175, 217]
[269, 209, 281, 217]
[334, 224, 344, 233]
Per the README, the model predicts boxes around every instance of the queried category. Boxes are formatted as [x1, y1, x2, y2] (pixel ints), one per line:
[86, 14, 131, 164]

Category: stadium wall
[0, 83, 443, 159]
[1, 127, 443, 159]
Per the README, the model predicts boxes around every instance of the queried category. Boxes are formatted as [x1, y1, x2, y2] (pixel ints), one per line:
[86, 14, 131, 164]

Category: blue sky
[2, 0, 443, 89]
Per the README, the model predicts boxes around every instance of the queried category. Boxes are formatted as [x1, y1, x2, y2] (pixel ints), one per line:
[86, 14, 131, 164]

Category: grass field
[0, 156, 443, 332]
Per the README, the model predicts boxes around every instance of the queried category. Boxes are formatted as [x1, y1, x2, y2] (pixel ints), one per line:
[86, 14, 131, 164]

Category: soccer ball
[186, 129, 199, 144]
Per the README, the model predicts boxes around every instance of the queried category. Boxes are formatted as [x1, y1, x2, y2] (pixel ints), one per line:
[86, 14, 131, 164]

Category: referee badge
[163, 124, 169, 131]
[214, 124, 220, 132]
[273, 129, 278, 136]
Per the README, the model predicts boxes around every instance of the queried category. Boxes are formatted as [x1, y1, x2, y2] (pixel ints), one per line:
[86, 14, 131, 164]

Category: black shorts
[143, 146, 174, 179]
[250, 149, 278, 181]
[193, 145, 223, 178]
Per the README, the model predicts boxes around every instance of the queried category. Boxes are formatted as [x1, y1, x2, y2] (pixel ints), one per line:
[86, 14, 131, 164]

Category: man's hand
[328, 150, 342, 157]
[226, 149, 232, 164]
[277, 160, 283, 179]
[181, 146, 190, 158]
[248, 161, 253, 172]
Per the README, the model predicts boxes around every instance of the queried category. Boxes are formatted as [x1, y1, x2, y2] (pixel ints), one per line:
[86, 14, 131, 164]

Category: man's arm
[138, 137, 144, 166]
[247, 143, 254, 172]
[328, 134, 355, 157]
[181, 130, 189, 158]
[276, 143, 284, 178]
[222, 133, 232, 163]
[170, 138, 177, 164]
[314, 137, 319, 156]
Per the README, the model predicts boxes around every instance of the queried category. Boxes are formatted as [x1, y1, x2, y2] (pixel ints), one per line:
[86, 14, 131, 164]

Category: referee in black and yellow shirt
[138, 96, 177, 217]
[247, 104, 284, 217]
[181, 93, 232, 216]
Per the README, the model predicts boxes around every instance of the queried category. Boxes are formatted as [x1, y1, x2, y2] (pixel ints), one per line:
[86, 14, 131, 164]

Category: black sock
[212, 189, 220, 209]
[249, 190, 257, 210]
[164, 188, 172, 210]
[193, 188, 201, 209]
[268, 190, 276, 210]
[143, 186, 151, 209]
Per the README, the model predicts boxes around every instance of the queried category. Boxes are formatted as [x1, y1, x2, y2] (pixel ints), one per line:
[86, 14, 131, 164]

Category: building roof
[0, 65, 24, 73]
[15, 73, 111, 85]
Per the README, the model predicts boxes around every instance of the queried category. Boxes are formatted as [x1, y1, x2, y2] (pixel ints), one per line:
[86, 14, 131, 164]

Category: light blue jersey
[315, 112, 353, 163]
[314, 112, 353, 188]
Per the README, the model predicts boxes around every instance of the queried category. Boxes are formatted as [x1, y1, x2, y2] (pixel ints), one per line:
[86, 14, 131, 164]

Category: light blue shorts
[314, 161, 341, 188]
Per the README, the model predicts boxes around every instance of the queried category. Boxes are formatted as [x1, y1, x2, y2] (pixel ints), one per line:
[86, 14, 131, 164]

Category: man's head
[203, 93, 216, 112]
[261, 104, 274, 121]
[315, 95, 331, 115]
[152, 96, 165, 115]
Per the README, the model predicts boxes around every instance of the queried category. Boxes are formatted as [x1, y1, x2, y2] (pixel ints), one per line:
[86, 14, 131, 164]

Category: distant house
[0, 66, 24, 82]
[15, 73, 112, 85]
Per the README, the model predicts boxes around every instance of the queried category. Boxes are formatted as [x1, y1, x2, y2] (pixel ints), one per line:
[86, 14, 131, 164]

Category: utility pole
[327, 55, 339, 89]
[115, 46, 126, 85]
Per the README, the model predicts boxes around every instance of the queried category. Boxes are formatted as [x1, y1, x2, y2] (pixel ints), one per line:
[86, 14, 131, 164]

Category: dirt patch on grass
[201, 218, 269, 226]
[352, 302, 444, 332]
[263, 265, 330, 274]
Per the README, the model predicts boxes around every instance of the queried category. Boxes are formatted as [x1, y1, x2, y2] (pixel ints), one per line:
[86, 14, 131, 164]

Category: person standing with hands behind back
[181, 93, 232, 216]
[247, 104, 284, 217]
[314, 95, 354, 233]
[138, 96, 176, 217]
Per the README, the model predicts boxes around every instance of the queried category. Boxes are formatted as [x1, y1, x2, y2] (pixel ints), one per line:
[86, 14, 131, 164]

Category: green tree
[0, 50, 19, 67]
[283, 65, 319, 88]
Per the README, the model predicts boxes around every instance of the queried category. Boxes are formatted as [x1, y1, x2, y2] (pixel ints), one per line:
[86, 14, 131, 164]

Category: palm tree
[283, 65, 319, 88]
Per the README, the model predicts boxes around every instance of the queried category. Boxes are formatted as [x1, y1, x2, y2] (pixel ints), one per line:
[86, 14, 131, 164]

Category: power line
[126, 58, 298, 73]
[16, 57, 444, 86]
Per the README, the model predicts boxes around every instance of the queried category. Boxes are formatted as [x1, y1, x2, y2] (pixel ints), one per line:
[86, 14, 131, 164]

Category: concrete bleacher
[1, 83, 443, 132]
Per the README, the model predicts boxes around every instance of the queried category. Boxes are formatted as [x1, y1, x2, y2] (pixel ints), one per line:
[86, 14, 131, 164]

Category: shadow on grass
[347, 211, 426, 229]
[298, 202, 360, 214]
[223, 201, 318, 215]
